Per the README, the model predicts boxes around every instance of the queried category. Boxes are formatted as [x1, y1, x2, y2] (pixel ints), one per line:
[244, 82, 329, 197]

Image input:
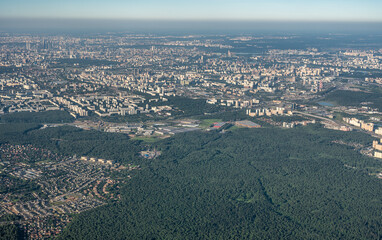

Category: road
[293, 110, 338, 125]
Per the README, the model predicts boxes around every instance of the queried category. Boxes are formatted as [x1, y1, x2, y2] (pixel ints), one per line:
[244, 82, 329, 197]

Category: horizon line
[1, 17, 382, 23]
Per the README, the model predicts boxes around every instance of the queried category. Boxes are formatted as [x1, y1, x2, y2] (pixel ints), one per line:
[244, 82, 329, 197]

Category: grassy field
[199, 119, 222, 129]
[226, 125, 242, 131]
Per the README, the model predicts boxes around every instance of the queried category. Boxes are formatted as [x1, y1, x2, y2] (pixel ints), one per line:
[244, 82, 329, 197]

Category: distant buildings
[140, 150, 161, 159]
[247, 107, 288, 117]
[375, 127, 382, 135]
[282, 120, 316, 128]
[343, 117, 376, 132]
[373, 139, 382, 159]
[80, 156, 115, 166]
[373, 139, 382, 151]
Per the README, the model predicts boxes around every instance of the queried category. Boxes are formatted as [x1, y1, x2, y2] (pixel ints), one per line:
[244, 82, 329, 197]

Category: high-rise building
[42, 39, 53, 49]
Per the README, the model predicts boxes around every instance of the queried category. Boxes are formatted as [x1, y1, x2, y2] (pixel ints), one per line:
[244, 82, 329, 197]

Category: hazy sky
[1, 0, 382, 21]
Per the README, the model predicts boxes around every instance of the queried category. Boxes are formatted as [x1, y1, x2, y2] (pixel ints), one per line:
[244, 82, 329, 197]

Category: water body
[318, 102, 334, 107]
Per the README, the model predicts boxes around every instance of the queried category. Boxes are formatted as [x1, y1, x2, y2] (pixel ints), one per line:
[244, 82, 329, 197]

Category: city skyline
[1, 0, 382, 22]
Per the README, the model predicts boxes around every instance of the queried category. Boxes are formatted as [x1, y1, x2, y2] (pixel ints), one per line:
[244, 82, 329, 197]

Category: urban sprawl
[1, 33, 382, 239]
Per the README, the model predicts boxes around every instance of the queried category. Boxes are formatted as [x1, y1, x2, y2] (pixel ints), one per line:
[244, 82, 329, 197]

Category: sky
[1, 0, 382, 22]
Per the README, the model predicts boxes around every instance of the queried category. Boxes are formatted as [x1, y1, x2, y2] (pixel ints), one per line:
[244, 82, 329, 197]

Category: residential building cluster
[80, 156, 115, 166]
[343, 117, 382, 134]
[1, 34, 381, 121]
[0, 143, 138, 239]
[246, 107, 290, 117]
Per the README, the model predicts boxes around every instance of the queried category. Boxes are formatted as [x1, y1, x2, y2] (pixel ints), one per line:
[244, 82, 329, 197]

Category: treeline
[0, 111, 74, 123]
[149, 96, 225, 117]
[324, 90, 382, 111]
[0, 174, 39, 195]
[198, 109, 249, 122]
[0, 124, 142, 165]
[58, 126, 382, 239]
[0, 224, 24, 240]
[97, 96, 226, 123]
[53, 59, 118, 67]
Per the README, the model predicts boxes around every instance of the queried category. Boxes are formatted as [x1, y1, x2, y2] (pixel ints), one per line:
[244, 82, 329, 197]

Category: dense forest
[0, 124, 142, 165]
[0, 224, 24, 240]
[1, 111, 382, 239]
[323, 89, 382, 111]
[56, 126, 382, 239]
[0, 110, 74, 123]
